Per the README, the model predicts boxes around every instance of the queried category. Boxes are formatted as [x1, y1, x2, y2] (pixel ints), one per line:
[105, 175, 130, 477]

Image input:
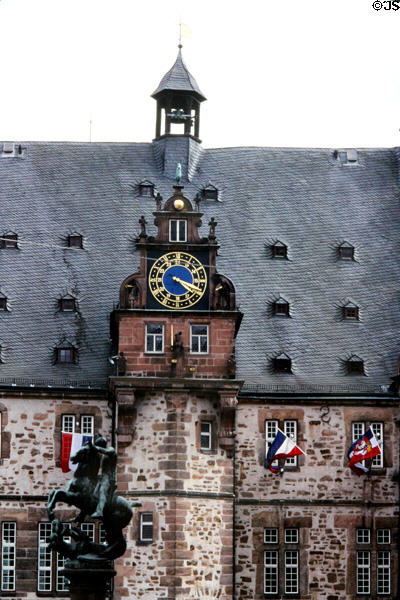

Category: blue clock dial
[163, 266, 193, 295]
[148, 251, 207, 310]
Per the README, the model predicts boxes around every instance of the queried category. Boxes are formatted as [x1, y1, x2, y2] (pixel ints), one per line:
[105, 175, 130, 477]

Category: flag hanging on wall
[347, 427, 381, 476]
[265, 428, 306, 474]
[60, 433, 93, 473]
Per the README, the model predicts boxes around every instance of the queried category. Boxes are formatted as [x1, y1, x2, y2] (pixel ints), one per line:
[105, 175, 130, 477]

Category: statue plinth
[61, 563, 116, 600]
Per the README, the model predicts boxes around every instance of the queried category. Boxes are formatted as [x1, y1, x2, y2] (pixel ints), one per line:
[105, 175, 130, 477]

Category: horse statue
[47, 436, 138, 562]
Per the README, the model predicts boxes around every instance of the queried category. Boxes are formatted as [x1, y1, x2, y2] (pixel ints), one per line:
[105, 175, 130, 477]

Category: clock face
[148, 251, 208, 310]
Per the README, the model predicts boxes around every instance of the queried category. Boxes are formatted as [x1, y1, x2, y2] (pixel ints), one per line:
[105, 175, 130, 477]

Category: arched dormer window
[202, 183, 219, 201]
[0, 293, 7, 311]
[60, 294, 76, 312]
[273, 353, 292, 373]
[338, 241, 354, 260]
[67, 233, 83, 249]
[346, 355, 364, 375]
[273, 297, 290, 317]
[271, 241, 287, 259]
[1, 232, 18, 249]
[343, 301, 359, 320]
[138, 180, 155, 197]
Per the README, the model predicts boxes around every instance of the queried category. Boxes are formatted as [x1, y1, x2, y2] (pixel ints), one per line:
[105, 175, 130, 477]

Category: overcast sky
[0, 0, 398, 148]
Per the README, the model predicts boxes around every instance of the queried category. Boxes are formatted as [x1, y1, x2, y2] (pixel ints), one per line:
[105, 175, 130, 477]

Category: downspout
[232, 427, 236, 600]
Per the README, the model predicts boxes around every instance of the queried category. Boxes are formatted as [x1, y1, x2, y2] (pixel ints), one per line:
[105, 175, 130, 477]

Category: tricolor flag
[265, 428, 306, 473]
[347, 427, 381, 476]
[60, 433, 92, 473]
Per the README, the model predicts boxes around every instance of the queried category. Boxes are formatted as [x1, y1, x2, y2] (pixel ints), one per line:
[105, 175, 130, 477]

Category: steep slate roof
[0, 139, 400, 393]
[152, 47, 206, 101]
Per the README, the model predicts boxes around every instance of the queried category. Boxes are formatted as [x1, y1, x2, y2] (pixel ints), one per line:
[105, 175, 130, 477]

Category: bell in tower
[152, 45, 206, 141]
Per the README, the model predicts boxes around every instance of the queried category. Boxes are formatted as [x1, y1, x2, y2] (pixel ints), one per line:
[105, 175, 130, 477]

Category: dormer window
[273, 298, 290, 317]
[67, 234, 83, 249]
[0, 296, 7, 311]
[271, 241, 287, 259]
[338, 242, 354, 260]
[273, 353, 292, 373]
[343, 302, 359, 320]
[169, 219, 187, 242]
[202, 184, 218, 201]
[60, 296, 76, 312]
[1, 233, 18, 249]
[346, 355, 364, 375]
[139, 181, 154, 197]
[55, 347, 76, 364]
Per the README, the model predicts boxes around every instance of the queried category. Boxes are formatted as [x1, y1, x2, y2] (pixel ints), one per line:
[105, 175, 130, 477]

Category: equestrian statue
[47, 435, 140, 565]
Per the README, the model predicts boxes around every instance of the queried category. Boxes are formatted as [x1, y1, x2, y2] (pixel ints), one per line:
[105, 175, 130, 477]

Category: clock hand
[172, 276, 202, 293]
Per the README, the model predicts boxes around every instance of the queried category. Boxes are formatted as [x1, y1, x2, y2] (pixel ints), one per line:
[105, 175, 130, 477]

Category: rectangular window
[264, 528, 278, 544]
[57, 348, 74, 363]
[371, 422, 383, 468]
[264, 550, 278, 595]
[377, 528, 391, 545]
[200, 421, 212, 451]
[81, 415, 94, 436]
[38, 523, 53, 592]
[357, 528, 370, 544]
[284, 550, 299, 594]
[145, 323, 164, 353]
[56, 525, 70, 592]
[352, 421, 365, 443]
[377, 550, 390, 595]
[62, 414, 75, 433]
[190, 325, 208, 354]
[265, 420, 278, 471]
[140, 513, 153, 542]
[169, 219, 187, 242]
[284, 528, 299, 544]
[2, 234, 17, 249]
[80, 522, 95, 542]
[284, 420, 297, 467]
[99, 524, 107, 545]
[1, 522, 16, 592]
[356, 551, 370, 595]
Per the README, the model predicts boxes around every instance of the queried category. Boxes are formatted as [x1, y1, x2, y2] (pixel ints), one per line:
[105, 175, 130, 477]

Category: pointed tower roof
[152, 45, 206, 101]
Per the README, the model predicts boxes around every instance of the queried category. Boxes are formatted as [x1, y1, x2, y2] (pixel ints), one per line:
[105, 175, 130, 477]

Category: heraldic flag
[265, 428, 306, 473]
[347, 427, 381, 476]
[61, 433, 93, 473]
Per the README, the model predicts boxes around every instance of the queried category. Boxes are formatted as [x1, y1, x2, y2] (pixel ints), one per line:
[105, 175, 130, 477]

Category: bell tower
[152, 45, 206, 141]
[110, 185, 242, 600]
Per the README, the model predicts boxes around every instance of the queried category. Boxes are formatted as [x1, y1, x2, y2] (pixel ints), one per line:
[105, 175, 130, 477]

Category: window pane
[285, 550, 299, 594]
[284, 421, 297, 467]
[2, 523, 16, 591]
[377, 528, 391, 545]
[140, 513, 153, 541]
[285, 528, 299, 544]
[62, 415, 75, 433]
[81, 416, 94, 435]
[371, 422, 383, 468]
[377, 551, 390, 595]
[178, 220, 186, 241]
[264, 528, 278, 544]
[170, 220, 177, 241]
[357, 551, 370, 595]
[357, 528, 370, 544]
[264, 550, 278, 594]
[200, 422, 212, 450]
[352, 422, 365, 443]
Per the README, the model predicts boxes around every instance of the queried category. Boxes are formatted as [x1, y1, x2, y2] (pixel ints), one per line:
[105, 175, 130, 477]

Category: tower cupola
[152, 45, 206, 141]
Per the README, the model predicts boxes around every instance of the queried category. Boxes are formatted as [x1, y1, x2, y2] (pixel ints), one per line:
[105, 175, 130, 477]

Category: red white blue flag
[265, 428, 306, 473]
[347, 427, 381, 476]
[60, 433, 92, 473]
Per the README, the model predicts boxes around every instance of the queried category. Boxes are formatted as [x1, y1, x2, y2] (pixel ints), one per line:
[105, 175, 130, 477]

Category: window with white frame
[284, 528, 299, 544]
[356, 528, 370, 544]
[190, 325, 208, 354]
[62, 414, 75, 433]
[377, 528, 391, 545]
[56, 524, 70, 592]
[285, 550, 299, 594]
[264, 550, 278, 595]
[38, 523, 53, 592]
[139, 513, 153, 542]
[145, 323, 164, 353]
[352, 421, 383, 469]
[377, 550, 390, 595]
[264, 528, 278, 544]
[284, 420, 297, 467]
[356, 551, 370, 595]
[1, 522, 16, 591]
[99, 524, 107, 545]
[81, 415, 94, 436]
[265, 420, 278, 471]
[200, 421, 212, 451]
[169, 219, 187, 242]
